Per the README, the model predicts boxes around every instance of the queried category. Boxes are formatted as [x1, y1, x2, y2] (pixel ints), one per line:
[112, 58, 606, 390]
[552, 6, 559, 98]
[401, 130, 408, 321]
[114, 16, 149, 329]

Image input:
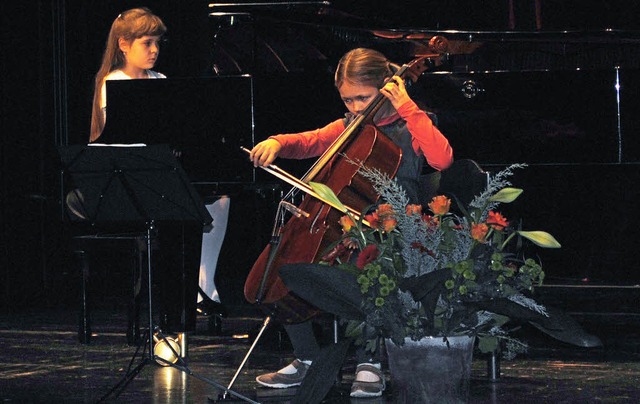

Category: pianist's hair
[334, 48, 400, 90]
[90, 7, 167, 142]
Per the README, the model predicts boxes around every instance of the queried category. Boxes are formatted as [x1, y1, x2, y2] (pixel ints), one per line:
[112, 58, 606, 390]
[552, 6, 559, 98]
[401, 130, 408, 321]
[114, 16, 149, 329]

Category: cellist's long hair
[334, 48, 399, 90]
[89, 7, 166, 142]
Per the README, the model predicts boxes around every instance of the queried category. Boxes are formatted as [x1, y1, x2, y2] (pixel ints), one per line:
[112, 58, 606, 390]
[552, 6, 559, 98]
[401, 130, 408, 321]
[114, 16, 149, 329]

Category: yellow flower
[339, 215, 355, 233]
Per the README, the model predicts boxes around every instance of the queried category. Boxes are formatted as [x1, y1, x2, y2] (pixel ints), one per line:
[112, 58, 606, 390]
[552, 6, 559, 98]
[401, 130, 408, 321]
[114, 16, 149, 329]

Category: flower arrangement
[312, 163, 562, 358]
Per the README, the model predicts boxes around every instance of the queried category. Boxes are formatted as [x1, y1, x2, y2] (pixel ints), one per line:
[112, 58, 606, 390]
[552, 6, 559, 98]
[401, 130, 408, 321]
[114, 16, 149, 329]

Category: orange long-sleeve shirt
[269, 99, 453, 171]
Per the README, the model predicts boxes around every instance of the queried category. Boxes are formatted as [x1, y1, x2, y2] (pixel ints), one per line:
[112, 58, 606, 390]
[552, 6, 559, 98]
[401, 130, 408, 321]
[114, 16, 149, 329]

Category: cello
[244, 43, 448, 324]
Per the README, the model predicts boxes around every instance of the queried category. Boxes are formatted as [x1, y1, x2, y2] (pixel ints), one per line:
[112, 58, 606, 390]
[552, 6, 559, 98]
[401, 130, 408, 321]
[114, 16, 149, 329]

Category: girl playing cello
[249, 47, 453, 398]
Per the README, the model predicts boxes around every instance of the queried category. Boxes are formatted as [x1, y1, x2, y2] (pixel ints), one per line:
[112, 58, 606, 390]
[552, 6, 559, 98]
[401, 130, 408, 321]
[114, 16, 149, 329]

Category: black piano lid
[100, 75, 255, 183]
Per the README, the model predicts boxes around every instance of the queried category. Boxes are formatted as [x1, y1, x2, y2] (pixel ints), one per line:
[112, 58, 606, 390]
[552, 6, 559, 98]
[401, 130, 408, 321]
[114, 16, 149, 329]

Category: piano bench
[72, 233, 148, 345]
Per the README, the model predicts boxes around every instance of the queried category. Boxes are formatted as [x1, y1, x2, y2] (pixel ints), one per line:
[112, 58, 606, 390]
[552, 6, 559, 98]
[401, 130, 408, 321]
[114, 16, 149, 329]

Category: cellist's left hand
[380, 75, 411, 110]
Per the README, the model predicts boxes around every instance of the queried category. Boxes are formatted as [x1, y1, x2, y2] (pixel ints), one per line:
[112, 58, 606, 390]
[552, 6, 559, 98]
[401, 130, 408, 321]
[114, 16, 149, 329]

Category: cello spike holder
[219, 316, 273, 401]
[220, 313, 343, 401]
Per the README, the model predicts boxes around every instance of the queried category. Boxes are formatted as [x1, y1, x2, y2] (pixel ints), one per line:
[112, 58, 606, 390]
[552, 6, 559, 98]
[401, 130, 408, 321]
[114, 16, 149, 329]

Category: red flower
[321, 243, 347, 265]
[411, 241, 435, 257]
[487, 211, 509, 231]
[411, 241, 427, 252]
[342, 237, 359, 250]
[356, 244, 380, 269]
[422, 214, 439, 227]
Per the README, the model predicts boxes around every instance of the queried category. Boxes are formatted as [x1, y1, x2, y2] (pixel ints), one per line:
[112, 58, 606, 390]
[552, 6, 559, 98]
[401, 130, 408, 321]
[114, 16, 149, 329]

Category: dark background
[2, 1, 640, 311]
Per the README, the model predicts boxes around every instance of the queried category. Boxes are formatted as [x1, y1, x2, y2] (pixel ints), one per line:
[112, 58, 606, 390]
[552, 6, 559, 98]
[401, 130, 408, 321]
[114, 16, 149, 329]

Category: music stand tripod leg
[97, 224, 157, 402]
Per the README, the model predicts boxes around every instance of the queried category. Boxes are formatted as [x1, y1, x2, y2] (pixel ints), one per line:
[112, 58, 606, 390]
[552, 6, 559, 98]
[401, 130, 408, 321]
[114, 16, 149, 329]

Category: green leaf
[309, 181, 347, 212]
[517, 231, 561, 248]
[489, 313, 511, 327]
[477, 335, 499, 353]
[528, 305, 602, 348]
[365, 338, 378, 353]
[489, 187, 523, 203]
[344, 320, 364, 338]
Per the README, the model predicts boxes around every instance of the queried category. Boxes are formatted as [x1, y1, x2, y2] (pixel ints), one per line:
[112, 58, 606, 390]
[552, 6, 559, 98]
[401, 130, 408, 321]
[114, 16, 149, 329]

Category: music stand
[59, 144, 257, 403]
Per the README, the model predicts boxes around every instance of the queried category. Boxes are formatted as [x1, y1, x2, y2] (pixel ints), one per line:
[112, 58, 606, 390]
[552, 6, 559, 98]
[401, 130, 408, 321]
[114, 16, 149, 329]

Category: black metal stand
[487, 348, 501, 381]
[59, 144, 254, 402]
[97, 225, 256, 403]
[97, 225, 156, 401]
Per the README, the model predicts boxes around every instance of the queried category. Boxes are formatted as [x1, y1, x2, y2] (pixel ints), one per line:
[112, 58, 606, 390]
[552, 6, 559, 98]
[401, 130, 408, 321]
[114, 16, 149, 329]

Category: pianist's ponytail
[90, 8, 166, 142]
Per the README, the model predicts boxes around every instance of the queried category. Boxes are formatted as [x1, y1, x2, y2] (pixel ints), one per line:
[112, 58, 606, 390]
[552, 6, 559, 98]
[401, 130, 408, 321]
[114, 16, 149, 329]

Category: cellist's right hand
[249, 138, 282, 167]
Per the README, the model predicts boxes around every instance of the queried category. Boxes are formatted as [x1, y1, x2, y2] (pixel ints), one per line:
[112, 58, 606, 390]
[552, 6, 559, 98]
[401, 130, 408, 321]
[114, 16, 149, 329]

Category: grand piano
[98, 1, 640, 309]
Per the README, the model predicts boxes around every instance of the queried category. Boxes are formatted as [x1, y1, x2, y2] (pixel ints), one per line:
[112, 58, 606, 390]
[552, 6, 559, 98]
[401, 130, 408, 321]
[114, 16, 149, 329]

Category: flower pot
[385, 335, 475, 403]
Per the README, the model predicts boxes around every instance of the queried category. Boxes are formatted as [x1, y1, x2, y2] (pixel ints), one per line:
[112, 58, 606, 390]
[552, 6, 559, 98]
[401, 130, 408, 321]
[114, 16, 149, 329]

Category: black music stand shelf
[59, 144, 212, 226]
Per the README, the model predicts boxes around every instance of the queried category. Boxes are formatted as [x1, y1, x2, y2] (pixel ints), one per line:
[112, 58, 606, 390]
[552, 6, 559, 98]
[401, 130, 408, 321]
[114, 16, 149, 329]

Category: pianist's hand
[250, 139, 282, 167]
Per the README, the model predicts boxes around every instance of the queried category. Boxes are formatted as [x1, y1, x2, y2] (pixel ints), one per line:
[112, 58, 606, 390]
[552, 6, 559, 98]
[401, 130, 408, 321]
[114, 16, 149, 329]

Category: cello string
[240, 147, 368, 223]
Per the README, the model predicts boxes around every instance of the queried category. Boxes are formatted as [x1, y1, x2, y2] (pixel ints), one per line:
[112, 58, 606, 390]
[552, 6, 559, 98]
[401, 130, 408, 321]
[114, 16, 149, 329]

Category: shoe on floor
[350, 363, 385, 398]
[197, 288, 227, 318]
[256, 359, 310, 388]
[196, 299, 227, 318]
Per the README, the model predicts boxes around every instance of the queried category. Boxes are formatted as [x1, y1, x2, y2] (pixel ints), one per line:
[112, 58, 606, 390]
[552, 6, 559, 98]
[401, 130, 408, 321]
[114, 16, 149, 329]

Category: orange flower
[405, 204, 422, 216]
[364, 211, 380, 229]
[339, 215, 355, 233]
[369, 204, 396, 231]
[487, 211, 509, 231]
[382, 216, 397, 232]
[471, 222, 489, 242]
[376, 204, 395, 216]
[428, 195, 451, 215]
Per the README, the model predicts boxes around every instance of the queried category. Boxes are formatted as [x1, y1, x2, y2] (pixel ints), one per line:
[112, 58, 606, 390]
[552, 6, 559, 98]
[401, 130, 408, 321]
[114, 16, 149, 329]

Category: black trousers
[278, 259, 382, 366]
[283, 320, 375, 364]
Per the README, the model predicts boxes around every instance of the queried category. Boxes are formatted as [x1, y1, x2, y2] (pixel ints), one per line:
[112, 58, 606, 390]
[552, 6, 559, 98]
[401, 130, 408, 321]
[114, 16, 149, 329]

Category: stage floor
[1, 305, 639, 403]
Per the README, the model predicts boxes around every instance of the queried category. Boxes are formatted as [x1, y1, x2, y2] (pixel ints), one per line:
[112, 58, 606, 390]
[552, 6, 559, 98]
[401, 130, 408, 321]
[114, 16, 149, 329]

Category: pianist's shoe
[196, 299, 227, 318]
